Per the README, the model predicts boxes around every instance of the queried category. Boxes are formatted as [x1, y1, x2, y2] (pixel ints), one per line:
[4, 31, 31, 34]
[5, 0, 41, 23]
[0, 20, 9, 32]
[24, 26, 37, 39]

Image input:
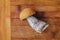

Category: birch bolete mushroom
[20, 8, 35, 20]
[20, 8, 49, 33]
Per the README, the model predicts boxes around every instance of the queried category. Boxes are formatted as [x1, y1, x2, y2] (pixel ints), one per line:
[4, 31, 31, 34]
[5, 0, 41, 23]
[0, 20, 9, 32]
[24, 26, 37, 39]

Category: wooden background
[0, 0, 11, 40]
[11, 0, 60, 40]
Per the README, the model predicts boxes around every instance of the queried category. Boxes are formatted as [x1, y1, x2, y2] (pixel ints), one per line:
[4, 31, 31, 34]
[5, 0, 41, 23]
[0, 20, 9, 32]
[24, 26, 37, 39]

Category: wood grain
[11, 0, 60, 40]
[0, 0, 11, 40]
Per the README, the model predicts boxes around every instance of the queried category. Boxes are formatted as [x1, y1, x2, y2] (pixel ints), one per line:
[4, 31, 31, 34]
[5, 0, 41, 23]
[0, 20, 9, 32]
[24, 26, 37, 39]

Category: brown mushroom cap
[20, 8, 35, 20]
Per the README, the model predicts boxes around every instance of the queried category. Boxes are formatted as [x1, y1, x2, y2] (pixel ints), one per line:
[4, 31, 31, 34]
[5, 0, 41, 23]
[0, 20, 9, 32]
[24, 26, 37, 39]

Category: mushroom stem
[27, 16, 49, 33]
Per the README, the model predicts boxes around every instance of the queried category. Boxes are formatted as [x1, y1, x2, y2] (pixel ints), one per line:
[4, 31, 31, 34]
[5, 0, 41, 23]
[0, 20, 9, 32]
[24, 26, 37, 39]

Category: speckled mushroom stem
[27, 16, 49, 33]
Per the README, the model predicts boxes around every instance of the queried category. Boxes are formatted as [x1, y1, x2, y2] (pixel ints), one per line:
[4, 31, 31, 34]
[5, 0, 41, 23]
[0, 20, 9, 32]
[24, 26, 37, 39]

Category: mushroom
[20, 8, 49, 33]
[20, 8, 35, 20]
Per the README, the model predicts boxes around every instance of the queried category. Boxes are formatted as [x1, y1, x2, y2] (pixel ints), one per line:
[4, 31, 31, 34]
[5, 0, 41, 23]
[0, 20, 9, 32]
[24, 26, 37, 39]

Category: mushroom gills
[27, 16, 49, 33]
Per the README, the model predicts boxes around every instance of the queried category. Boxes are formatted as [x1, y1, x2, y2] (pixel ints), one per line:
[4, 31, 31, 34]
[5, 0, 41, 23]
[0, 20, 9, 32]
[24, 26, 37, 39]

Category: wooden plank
[0, 0, 11, 40]
[11, 0, 60, 40]
[11, 0, 60, 6]
[4, 0, 11, 40]
[0, 0, 6, 40]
